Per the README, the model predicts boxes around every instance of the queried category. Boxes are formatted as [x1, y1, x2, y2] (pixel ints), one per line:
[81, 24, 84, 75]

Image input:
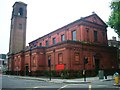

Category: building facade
[0, 54, 7, 74]
[108, 36, 120, 69]
[8, 2, 119, 77]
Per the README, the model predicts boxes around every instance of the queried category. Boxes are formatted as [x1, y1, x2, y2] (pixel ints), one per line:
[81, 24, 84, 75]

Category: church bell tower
[9, 2, 27, 54]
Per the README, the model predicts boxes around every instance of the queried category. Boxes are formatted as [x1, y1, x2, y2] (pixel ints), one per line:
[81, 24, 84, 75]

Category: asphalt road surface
[2, 75, 120, 90]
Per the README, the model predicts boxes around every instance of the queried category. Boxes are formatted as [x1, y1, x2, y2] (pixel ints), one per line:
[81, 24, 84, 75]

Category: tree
[107, 1, 120, 37]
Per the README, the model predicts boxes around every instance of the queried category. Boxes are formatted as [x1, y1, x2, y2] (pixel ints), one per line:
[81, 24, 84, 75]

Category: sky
[0, 0, 118, 54]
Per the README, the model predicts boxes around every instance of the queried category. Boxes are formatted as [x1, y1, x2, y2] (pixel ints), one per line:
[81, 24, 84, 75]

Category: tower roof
[17, 1, 26, 4]
[13, 1, 27, 7]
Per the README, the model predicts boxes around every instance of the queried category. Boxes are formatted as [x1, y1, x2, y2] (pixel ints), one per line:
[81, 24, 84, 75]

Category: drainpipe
[30, 48, 32, 76]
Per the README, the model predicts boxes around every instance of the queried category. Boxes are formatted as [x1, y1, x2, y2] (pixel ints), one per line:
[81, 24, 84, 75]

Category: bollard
[113, 72, 119, 85]
[114, 76, 119, 85]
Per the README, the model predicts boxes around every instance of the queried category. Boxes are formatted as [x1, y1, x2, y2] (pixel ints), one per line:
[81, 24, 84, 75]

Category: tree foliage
[107, 1, 120, 37]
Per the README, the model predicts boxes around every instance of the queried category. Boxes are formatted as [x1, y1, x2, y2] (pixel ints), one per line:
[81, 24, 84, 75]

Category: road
[2, 75, 64, 89]
[2, 75, 120, 90]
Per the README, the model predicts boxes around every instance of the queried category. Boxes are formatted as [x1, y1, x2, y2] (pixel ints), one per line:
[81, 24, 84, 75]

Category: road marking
[34, 86, 40, 88]
[89, 85, 92, 90]
[97, 85, 108, 87]
[33, 86, 46, 88]
[57, 84, 68, 90]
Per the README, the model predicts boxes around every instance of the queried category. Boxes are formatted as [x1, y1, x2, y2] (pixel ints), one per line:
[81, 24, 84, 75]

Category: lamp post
[83, 57, 88, 82]
[48, 56, 51, 81]
[16, 66, 18, 75]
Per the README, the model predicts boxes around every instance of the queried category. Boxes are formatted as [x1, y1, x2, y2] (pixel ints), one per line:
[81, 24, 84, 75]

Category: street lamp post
[48, 56, 51, 81]
[83, 65, 86, 81]
[83, 57, 88, 82]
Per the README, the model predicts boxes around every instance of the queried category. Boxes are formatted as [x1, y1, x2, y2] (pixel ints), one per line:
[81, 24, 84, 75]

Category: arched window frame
[18, 8, 23, 16]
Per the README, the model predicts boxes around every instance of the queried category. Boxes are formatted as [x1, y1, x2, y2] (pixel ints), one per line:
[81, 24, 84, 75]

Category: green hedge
[5, 69, 120, 78]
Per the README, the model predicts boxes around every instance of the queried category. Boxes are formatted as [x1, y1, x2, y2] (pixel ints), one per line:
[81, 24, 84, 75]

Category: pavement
[3, 75, 114, 84]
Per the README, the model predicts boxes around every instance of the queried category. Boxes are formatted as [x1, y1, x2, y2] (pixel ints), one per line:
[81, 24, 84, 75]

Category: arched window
[58, 53, 63, 64]
[18, 8, 23, 16]
[74, 53, 80, 64]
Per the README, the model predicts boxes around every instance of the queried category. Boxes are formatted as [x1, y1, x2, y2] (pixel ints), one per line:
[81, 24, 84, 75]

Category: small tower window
[18, 24, 22, 29]
[18, 8, 23, 16]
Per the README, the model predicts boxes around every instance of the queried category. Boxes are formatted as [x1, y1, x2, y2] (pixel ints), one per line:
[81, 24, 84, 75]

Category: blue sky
[0, 0, 118, 54]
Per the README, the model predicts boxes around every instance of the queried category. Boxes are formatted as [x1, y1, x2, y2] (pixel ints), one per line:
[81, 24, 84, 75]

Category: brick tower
[9, 2, 27, 54]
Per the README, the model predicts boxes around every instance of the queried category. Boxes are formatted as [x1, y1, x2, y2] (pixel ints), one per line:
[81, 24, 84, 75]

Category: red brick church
[8, 2, 119, 77]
